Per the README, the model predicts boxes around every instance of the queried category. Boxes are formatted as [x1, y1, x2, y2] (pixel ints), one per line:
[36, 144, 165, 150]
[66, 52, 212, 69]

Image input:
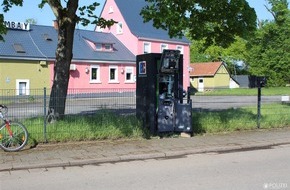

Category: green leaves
[0, 0, 24, 40]
[1, 0, 23, 12]
[0, 14, 6, 41]
[78, 2, 116, 28]
[141, 0, 257, 48]
[247, 0, 290, 86]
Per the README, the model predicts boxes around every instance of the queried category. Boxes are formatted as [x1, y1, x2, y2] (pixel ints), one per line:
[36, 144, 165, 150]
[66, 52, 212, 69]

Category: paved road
[6, 95, 284, 119]
[1, 144, 289, 190]
[191, 95, 282, 110]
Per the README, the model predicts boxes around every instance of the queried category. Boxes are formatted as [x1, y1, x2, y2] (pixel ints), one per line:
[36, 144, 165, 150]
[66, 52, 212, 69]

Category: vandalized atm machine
[136, 50, 192, 135]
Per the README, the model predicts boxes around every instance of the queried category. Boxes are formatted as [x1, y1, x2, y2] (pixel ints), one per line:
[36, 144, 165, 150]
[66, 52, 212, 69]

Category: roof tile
[190, 62, 223, 76]
[0, 24, 135, 63]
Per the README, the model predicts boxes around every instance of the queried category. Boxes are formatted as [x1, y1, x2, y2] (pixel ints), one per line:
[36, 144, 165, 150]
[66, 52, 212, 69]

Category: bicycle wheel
[0, 122, 28, 152]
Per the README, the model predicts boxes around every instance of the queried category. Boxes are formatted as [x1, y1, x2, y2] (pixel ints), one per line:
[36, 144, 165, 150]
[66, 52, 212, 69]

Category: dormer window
[104, 44, 112, 51]
[94, 43, 112, 51]
[96, 43, 102, 50]
[84, 38, 113, 52]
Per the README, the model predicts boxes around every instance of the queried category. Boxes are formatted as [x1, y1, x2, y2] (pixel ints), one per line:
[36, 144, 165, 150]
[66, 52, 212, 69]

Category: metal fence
[0, 88, 289, 142]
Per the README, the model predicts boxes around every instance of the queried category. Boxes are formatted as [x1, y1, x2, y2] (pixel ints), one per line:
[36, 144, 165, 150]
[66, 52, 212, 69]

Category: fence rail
[0, 88, 289, 142]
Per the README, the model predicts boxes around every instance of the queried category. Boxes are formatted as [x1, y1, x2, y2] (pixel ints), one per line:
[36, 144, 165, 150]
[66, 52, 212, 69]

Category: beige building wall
[0, 60, 50, 95]
[189, 65, 230, 90]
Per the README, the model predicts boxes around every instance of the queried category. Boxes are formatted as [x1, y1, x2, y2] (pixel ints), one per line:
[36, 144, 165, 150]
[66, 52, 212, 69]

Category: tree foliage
[0, 13, 5, 41]
[247, 0, 290, 86]
[141, 0, 257, 48]
[189, 36, 249, 75]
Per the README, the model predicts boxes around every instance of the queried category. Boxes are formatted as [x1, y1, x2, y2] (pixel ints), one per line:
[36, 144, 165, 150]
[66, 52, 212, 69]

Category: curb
[1, 141, 290, 172]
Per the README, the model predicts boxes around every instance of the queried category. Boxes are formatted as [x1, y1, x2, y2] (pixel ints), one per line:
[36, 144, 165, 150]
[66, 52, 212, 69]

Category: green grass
[23, 110, 149, 145]
[22, 103, 289, 146]
[194, 87, 290, 96]
[192, 103, 290, 134]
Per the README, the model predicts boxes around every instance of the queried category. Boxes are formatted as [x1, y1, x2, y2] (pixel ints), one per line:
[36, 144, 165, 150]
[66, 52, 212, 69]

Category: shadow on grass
[192, 107, 257, 134]
[60, 109, 150, 140]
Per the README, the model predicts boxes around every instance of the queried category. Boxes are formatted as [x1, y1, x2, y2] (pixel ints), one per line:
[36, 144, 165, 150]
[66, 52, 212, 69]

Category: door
[19, 82, 27, 95]
[16, 79, 30, 95]
[198, 78, 204, 92]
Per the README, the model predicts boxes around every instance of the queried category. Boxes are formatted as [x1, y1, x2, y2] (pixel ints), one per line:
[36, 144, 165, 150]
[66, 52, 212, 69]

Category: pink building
[49, 26, 137, 92]
[99, 0, 191, 89]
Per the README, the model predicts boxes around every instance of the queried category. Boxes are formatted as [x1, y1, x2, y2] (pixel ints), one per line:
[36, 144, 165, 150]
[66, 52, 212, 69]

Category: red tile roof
[189, 62, 223, 77]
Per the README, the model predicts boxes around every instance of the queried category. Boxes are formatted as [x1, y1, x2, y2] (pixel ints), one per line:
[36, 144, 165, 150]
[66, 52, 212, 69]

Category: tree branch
[264, 4, 276, 20]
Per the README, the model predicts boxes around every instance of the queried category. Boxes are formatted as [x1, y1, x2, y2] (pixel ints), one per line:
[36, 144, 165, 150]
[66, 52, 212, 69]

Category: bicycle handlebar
[0, 104, 8, 115]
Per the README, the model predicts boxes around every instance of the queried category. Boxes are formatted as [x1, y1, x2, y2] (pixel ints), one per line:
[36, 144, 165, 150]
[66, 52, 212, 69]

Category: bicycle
[0, 105, 28, 152]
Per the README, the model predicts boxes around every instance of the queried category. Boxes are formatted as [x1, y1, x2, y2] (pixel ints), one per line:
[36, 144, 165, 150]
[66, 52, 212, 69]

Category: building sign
[3, 21, 30, 31]
[139, 61, 147, 75]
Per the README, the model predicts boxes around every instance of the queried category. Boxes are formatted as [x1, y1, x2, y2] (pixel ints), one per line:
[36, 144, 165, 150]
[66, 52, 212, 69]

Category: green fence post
[257, 86, 261, 129]
[44, 87, 48, 143]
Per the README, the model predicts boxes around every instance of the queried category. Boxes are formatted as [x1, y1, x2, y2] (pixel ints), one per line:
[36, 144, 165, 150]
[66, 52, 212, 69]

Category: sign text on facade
[3, 21, 30, 31]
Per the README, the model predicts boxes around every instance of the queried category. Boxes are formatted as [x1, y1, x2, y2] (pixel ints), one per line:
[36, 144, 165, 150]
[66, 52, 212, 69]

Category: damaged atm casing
[136, 50, 192, 135]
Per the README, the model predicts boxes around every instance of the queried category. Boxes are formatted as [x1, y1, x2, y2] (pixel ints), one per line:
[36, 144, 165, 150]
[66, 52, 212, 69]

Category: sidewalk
[1, 127, 290, 172]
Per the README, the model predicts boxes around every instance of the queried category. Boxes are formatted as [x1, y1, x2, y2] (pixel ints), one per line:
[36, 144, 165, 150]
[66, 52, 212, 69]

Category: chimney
[53, 20, 58, 30]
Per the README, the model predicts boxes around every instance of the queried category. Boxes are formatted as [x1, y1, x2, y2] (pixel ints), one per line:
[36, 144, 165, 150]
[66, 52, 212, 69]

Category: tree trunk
[48, 18, 76, 121]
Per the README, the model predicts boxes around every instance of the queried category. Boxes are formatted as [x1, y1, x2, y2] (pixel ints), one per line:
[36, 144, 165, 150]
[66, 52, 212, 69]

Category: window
[109, 66, 119, 83]
[90, 65, 101, 83]
[176, 45, 184, 54]
[125, 67, 134, 83]
[43, 34, 52, 41]
[116, 22, 123, 34]
[16, 79, 29, 95]
[104, 44, 112, 51]
[143, 42, 151, 54]
[160, 44, 168, 53]
[109, 6, 114, 13]
[13, 43, 25, 53]
[95, 43, 102, 50]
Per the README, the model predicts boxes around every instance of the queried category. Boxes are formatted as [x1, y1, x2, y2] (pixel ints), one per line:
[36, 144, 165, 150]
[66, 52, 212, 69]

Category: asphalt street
[1, 142, 290, 190]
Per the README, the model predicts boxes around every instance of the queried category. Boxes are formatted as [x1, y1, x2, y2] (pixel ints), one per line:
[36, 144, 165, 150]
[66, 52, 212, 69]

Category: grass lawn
[23, 102, 290, 146]
[192, 103, 290, 134]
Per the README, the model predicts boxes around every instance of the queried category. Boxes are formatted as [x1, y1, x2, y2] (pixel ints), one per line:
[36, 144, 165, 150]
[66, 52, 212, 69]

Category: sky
[1, 0, 284, 31]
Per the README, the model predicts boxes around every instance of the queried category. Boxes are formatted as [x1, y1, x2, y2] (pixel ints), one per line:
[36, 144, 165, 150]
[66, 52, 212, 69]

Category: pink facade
[100, 0, 191, 89]
[49, 61, 136, 91]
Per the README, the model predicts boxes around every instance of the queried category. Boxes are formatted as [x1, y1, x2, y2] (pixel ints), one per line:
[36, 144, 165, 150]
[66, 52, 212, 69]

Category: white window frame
[176, 45, 184, 54]
[116, 22, 123, 34]
[90, 65, 101, 83]
[125, 66, 134, 83]
[160, 44, 168, 53]
[143, 42, 151, 54]
[109, 66, 119, 83]
[16, 79, 30, 95]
